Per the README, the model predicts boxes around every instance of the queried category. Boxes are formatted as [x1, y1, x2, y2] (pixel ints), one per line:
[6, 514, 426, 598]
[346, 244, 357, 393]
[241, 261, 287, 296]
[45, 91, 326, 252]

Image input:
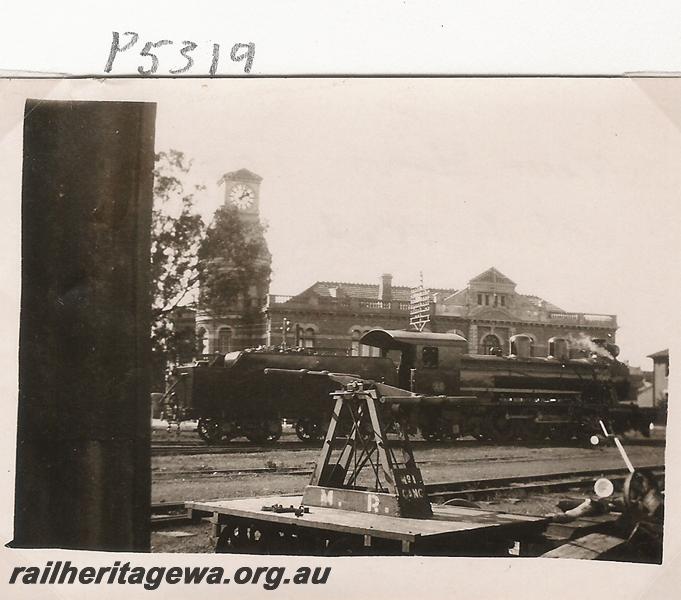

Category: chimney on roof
[378, 273, 393, 301]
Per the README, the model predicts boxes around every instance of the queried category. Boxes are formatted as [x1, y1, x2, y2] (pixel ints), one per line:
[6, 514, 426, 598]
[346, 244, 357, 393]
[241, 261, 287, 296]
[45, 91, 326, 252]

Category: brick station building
[265, 268, 618, 357]
[184, 169, 617, 359]
[647, 349, 669, 411]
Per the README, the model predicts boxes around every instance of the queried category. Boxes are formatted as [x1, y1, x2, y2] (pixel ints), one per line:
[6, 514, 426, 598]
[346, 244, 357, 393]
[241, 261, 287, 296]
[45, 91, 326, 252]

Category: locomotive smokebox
[548, 337, 570, 361]
[509, 334, 533, 359]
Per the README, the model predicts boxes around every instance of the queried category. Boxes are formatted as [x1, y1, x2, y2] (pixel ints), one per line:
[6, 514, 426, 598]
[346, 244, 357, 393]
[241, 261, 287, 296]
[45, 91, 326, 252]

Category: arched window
[360, 334, 380, 357]
[302, 327, 316, 349]
[196, 327, 207, 355]
[480, 333, 502, 356]
[349, 327, 380, 356]
[510, 334, 534, 358]
[217, 327, 232, 353]
[350, 329, 362, 356]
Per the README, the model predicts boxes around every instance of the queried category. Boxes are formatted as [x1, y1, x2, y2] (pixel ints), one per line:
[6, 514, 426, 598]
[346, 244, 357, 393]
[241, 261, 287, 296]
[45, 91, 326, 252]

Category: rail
[150, 464, 664, 528]
[425, 464, 664, 502]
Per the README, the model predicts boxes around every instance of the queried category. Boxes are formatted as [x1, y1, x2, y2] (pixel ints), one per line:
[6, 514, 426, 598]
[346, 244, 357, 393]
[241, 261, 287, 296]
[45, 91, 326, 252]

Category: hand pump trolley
[185, 372, 549, 556]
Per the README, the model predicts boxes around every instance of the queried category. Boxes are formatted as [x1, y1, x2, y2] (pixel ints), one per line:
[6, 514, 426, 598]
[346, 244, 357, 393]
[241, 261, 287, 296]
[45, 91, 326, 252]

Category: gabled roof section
[647, 349, 669, 360]
[432, 289, 458, 303]
[521, 294, 564, 313]
[314, 281, 409, 300]
[441, 288, 468, 303]
[218, 169, 263, 184]
[470, 267, 516, 286]
[296, 281, 456, 302]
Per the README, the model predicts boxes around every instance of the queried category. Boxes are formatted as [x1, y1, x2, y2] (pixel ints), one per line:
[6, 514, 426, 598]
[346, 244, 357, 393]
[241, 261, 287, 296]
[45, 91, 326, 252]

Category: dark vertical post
[14, 99, 156, 550]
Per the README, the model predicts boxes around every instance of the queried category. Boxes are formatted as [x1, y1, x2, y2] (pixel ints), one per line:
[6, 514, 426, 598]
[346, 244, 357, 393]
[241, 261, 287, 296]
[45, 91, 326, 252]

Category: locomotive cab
[359, 329, 468, 395]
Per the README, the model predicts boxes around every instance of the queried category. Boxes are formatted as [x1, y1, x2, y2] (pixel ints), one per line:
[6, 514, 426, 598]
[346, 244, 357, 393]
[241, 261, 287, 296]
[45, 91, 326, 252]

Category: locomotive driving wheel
[517, 419, 545, 443]
[489, 413, 516, 443]
[549, 425, 575, 444]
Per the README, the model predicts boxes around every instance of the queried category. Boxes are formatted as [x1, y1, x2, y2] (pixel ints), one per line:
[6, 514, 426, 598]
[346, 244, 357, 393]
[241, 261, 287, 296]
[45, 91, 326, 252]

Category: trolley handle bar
[264, 368, 360, 379]
[379, 395, 477, 406]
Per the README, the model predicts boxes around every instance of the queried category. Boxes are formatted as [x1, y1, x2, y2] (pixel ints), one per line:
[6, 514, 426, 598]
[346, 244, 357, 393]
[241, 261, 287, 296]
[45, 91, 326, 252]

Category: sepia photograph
[1, 75, 676, 580]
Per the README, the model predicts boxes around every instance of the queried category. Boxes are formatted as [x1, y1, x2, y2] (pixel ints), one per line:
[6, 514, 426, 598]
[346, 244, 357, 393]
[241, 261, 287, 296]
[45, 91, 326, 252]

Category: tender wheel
[439, 427, 457, 441]
[197, 418, 222, 444]
[421, 429, 441, 442]
[295, 417, 323, 442]
[245, 418, 282, 444]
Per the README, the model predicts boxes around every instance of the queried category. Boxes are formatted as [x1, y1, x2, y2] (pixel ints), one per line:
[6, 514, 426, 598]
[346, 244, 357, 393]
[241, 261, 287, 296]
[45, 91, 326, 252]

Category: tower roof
[469, 267, 516, 286]
[218, 169, 263, 184]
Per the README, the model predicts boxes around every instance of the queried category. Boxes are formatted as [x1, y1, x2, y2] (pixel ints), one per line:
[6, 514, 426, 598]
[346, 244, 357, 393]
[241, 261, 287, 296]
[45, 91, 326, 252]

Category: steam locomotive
[163, 329, 655, 444]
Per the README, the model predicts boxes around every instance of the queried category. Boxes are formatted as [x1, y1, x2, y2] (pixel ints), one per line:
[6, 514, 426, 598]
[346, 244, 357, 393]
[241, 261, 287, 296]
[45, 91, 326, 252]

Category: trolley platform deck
[187, 495, 549, 555]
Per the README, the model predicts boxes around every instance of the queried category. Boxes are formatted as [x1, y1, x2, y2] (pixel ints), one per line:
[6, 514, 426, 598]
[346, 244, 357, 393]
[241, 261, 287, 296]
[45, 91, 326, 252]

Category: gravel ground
[152, 429, 665, 504]
[151, 428, 665, 553]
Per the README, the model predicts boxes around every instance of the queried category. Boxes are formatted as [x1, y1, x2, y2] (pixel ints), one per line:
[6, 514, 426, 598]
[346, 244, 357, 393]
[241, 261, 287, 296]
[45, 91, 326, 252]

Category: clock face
[229, 184, 255, 209]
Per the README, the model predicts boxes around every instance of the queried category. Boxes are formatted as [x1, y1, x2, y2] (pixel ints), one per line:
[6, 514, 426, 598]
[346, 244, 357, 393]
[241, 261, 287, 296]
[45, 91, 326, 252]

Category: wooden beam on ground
[541, 533, 628, 559]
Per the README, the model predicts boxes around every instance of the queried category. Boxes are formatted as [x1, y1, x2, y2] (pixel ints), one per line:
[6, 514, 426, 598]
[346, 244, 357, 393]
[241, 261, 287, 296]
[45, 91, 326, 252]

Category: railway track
[426, 464, 665, 502]
[152, 441, 317, 456]
[152, 452, 632, 480]
[152, 435, 664, 456]
[150, 464, 664, 528]
[152, 465, 313, 480]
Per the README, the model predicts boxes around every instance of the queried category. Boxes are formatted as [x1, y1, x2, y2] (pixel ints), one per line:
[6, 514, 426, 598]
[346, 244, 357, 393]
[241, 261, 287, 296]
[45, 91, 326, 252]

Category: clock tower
[218, 168, 263, 221]
[195, 168, 272, 355]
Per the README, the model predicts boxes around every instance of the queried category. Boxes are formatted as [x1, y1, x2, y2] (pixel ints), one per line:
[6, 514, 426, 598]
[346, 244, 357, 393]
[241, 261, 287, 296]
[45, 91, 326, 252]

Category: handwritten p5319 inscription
[104, 32, 255, 75]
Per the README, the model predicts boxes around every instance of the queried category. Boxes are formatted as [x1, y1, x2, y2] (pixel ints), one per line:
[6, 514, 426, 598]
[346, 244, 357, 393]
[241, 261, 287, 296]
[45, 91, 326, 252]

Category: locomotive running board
[461, 387, 582, 395]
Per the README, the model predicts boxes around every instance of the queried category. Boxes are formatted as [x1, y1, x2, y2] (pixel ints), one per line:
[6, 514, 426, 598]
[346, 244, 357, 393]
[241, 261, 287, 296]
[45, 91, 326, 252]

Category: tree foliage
[150, 150, 204, 386]
[149, 150, 272, 389]
[198, 204, 271, 320]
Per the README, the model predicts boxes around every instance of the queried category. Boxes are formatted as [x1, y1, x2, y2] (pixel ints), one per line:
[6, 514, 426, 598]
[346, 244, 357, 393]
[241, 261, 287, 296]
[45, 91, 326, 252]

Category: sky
[1, 77, 680, 368]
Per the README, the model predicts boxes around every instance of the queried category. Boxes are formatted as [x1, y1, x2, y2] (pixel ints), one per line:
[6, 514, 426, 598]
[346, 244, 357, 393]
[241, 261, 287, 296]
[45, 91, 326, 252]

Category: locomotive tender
[165, 329, 654, 444]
